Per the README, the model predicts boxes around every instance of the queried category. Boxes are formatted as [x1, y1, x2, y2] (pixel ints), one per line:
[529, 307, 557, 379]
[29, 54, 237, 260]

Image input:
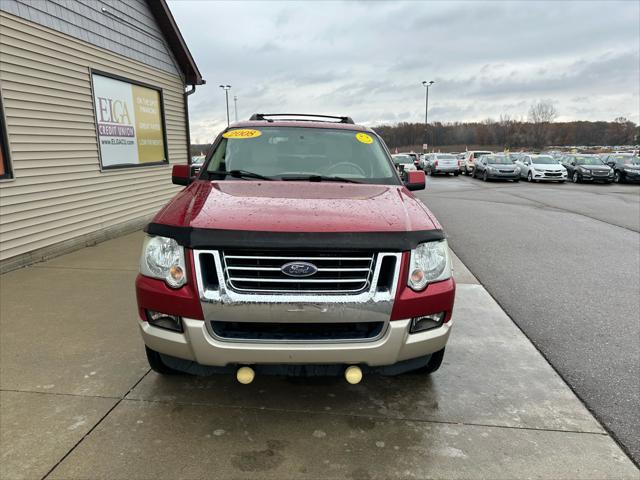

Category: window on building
[91, 71, 168, 170]
[0, 92, 12, 180]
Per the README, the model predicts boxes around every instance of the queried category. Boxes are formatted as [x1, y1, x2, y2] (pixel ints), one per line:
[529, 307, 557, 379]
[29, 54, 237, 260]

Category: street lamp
[233, 95, 238, 122]
[219, 84, 231, 126]
[422, 80, 435, 149]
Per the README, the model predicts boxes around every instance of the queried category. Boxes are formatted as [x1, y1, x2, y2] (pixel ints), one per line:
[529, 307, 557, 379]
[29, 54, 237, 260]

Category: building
[0, 0, 204, 272]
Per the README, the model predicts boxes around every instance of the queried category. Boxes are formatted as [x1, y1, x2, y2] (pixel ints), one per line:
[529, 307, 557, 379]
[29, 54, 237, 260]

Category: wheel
[454, 172, 459, 176]
[413, 348, 446, 374]
[145, 346, 181, 375]
[573, 172, 580, 183]
[614, 171, 623, 183]
[527, 172, 533, 182]
[483, 170, 488, 181]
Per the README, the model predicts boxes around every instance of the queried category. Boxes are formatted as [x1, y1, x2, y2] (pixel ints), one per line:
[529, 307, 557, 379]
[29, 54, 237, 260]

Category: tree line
[373, 102, 638, 150]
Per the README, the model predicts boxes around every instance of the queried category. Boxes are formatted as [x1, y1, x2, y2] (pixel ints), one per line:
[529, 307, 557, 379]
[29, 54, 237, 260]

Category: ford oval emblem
[281, 261, 318, 277]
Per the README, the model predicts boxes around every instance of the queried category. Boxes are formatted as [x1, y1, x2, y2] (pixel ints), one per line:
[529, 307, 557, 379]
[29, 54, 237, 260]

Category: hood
[532, 164, 563, 170]
[488, 164, 516, 169]
[153, 180, 440, 233]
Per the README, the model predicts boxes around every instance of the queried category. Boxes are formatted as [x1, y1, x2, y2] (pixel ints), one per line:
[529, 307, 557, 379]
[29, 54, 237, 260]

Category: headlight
[514, 166, 521, 174]
[408, 240, 452, 291]
[140, 235, 187, 288]
[625, 168, 636, 173]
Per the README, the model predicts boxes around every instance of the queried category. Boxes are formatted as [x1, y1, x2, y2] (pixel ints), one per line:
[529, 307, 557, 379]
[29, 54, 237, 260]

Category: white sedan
[515, 154, 567, 182]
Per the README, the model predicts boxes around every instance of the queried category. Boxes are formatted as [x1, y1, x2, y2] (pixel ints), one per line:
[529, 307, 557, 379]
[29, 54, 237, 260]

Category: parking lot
[2, 218, 638, 479]
[417, 174, 640, 464]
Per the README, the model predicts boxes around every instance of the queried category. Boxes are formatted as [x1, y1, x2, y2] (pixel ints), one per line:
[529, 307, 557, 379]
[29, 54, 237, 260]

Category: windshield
[487, 155, 512, 164]
[205, 127, 399, 184]
[612, 155, 640, 165]
[574, 156, 604, 166]
[531, 156, 557, 165]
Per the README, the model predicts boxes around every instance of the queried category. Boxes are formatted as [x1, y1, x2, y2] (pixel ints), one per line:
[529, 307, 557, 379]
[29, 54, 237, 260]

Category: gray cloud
[169, 0, 640, 143]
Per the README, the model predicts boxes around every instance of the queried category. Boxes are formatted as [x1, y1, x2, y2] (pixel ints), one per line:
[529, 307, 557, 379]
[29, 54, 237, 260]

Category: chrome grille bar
[221, 250, 376, 294]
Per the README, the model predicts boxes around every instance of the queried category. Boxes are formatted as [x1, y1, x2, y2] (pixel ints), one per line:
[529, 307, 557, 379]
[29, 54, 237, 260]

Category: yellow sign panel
[223, 129, 262, 139]
[355, 132, 373, 144]
[132, 85, 165, 163]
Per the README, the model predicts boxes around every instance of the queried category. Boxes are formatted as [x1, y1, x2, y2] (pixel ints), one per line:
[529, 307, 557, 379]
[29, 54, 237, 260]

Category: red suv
[136, 114, 456, 384]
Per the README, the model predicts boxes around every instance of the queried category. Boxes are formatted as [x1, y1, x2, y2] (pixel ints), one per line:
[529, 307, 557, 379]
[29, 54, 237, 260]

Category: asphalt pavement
[416, 173, 640, 464]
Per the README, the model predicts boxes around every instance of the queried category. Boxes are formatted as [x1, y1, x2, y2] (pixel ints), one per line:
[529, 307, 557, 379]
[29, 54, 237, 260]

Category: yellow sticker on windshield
[223, 129, 262, 139]
[355, 132, 373, 144]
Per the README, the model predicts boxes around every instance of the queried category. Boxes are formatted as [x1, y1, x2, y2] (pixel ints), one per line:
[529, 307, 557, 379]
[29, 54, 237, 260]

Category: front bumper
[140, 316, 452, 367]
[531, 171, 567, 181]
[486, 171, 519, 180]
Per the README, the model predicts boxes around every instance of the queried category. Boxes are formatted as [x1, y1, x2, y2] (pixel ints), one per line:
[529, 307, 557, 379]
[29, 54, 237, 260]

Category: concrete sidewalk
[1, 232, 637, 479]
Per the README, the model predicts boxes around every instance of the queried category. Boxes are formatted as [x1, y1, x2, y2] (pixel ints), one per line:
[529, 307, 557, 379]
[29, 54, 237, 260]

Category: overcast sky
[168, 0, 640, 144]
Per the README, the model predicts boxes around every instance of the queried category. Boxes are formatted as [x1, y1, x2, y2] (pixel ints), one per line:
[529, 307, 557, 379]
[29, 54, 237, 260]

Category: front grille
[544, 171, 562, 176]
[221, 250, 375, 294]
[592, 171, 608, 176]
[498, 169, 515, 173]
[211, 321, 384, 341]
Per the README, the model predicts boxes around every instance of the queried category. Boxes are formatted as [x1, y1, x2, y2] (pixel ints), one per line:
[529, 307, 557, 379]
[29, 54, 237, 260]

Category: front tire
[573, 172, 580, 183]
[614, 171, 623, 183]
[145, 346, 181, 375]
[527, 172, 533, 182]
[483, 170, 488, 182]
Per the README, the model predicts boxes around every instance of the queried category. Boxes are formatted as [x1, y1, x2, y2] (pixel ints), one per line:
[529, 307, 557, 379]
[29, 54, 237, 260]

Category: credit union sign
[91, 72, 168, 169]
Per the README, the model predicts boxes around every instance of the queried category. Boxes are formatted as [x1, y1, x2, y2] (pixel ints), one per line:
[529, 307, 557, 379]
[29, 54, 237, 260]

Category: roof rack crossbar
[249, 113, 355, 124]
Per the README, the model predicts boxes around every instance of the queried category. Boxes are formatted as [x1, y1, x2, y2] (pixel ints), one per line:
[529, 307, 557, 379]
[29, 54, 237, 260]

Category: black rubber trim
[144, 223, 445, 251]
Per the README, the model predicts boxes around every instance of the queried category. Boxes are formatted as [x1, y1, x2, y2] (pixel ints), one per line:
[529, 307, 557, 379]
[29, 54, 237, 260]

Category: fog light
[146, 310, 183, 332]
[410, 312, 445, 333]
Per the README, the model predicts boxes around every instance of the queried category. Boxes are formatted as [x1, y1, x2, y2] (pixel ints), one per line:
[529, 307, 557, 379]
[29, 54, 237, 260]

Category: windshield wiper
[280, 175, 361, 184]
[208, 169, 273, 181]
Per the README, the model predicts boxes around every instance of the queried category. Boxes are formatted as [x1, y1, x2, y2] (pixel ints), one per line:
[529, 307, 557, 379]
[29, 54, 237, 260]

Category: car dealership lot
[1, 231, 638, 479]
[416, 175, 640, 465]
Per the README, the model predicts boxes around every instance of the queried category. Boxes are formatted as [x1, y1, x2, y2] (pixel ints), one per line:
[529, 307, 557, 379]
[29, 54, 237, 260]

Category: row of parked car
[391, 151, 640, 184]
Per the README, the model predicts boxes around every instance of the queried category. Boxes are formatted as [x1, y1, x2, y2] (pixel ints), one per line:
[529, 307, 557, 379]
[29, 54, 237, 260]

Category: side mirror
[404, 170, 426, 191]
[172, 164, 192, 186]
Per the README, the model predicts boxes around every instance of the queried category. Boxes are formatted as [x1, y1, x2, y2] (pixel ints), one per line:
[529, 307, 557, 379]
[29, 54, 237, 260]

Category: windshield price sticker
[223, 129, 262, 139]
[355, 132, 373, 144]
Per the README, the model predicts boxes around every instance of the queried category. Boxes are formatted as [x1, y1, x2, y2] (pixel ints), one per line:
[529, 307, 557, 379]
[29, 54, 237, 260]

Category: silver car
[515, 154, 567, 183]
[424, 153, 460, 176]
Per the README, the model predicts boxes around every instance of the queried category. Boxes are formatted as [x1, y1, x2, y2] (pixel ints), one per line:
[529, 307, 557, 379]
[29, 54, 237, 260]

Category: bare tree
[528, 101, 558, 124]
[528, 100, 557, 147]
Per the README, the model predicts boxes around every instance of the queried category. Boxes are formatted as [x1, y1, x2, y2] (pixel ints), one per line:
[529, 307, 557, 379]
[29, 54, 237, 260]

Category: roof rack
[249, 113, 355, 124]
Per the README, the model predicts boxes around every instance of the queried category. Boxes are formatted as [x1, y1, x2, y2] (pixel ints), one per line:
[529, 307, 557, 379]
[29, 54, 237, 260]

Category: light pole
[422, 80, 434, 148]
[233, 95, 238, 122]
[219, 84, 231, 126]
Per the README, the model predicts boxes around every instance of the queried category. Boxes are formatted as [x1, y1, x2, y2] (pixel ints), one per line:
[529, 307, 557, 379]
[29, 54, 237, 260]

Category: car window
[575, 156, 604, 166]
[206, 127, 399, 184]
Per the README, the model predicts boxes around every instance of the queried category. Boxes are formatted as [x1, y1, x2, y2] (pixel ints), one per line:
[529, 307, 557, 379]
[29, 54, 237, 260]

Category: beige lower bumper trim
[140, 318, 452, 367]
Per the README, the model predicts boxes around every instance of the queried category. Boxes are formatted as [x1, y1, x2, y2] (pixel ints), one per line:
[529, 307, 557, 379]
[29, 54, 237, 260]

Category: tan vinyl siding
[0, 11, 188, 264]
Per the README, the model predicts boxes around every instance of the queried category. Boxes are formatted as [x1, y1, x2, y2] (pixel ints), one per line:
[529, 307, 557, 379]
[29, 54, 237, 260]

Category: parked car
[515, 154, 567, 182]
[137, 113, 455, 383]
[400, 152, 421, 170]
[473, 154, 520, 181]
[603, 153, 640, 183]
[392, 154, 418, 172]
[423, 153, 460, 176]
[461, 150, 492, 175]
[561, 154, 614, 183]
[190, 155, 205, 176]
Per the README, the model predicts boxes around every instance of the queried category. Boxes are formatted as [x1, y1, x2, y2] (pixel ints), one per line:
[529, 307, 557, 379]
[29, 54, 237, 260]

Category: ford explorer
[135, 114, 456, 384]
